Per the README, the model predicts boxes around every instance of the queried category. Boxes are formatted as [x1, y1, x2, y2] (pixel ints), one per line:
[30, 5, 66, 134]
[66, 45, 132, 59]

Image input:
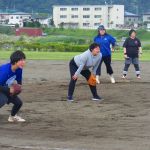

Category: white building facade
[143, 13, 150, 23]
[53, 5, 124, 29]
[8, 12, 31, 27]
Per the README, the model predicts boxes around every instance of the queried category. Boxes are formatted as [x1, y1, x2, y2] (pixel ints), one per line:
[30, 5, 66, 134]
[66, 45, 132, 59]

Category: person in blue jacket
[0, 50, 26, 122]
[94, 25, 116, 83]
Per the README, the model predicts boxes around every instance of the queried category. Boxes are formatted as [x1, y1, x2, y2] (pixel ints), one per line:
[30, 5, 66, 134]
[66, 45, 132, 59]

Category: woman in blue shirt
[0, 50, 26, 122]
[94, 25, 116, 84]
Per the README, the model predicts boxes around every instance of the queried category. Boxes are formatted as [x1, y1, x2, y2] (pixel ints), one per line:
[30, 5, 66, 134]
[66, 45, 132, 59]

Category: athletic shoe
[67, 96, 74, 102]
[137, 75, 141, 79]
[122, 74, 127, 79]
[8, 115, 26, 122]
[92, 95, 103, 101]
[110, 75, 115, 83]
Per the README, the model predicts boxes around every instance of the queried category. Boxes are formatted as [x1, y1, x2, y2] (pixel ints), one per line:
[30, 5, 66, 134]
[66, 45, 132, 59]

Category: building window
[20, 16, 22, 19]
[95, 7, 102, 11]
[147, 17, 150, 20]
[71, 8, 78, 11]
[16, 16, 19, 19]
[117, 9, 119, 11]
[94, 23, 101, 26]
[60, 15, 67, 18]
[11, 16, 13, 19]
[94, 15, 101, 18]
[71, 15, 78, 18]
[60, 8, 67, 11]
[83, 15, 90, 18]
[83, 8, 90, 11]
[83, 23, 90, 26]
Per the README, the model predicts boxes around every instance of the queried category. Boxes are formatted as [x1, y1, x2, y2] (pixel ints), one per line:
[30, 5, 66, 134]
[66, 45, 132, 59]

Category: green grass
[0, 51, 150, 61]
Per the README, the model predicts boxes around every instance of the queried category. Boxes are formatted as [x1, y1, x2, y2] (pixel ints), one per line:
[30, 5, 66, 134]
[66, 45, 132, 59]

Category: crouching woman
[67, 43, 103, 102]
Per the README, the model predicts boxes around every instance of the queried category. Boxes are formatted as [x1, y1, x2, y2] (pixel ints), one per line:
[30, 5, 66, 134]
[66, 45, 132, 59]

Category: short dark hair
[10, 50, 26, 65]
[89, 43, 100, 51]
[129, 29, 136, 36]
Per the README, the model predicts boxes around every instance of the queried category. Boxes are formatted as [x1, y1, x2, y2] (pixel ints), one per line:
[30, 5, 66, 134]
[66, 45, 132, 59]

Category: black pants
[68, 59, 98, 98]
[0, 92, 23, 116]
[96, 55, 113, 76]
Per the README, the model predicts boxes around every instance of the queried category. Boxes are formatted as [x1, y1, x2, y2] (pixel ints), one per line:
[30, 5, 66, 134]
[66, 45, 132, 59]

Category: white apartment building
[143, 12, 150, 23]
[53, 5, 124, 29]
[0, 13, 9, 24]
[8, 12, 31, 27]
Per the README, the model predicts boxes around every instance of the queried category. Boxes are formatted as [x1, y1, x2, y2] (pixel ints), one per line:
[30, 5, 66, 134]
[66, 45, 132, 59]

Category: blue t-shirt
[0, 63, 22, 87]
[94, 34, 116, 57]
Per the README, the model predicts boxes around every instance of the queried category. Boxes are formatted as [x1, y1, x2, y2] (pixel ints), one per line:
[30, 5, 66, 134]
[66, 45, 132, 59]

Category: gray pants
[123, 57, 140, 75]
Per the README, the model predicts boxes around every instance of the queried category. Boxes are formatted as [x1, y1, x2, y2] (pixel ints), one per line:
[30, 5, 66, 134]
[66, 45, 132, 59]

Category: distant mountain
[0, 0, 149, 14]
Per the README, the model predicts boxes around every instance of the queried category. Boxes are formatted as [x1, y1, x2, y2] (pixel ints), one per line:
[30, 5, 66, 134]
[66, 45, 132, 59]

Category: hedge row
[0, 41, 89, 52]
[0, 41, 149, 52]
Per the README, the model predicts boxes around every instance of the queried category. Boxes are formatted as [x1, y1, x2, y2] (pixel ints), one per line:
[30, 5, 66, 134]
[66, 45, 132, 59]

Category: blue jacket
[94, 34, 116, 57]
[0, 63, 22, 95]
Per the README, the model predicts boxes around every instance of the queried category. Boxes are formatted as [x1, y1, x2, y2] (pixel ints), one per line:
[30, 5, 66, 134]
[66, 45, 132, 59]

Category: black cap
[98, 25, 105, 30]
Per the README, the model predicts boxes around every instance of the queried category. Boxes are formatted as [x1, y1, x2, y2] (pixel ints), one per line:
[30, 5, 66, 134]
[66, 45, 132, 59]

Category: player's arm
[138, 39, 142, 56]
[16, 69, 22, 85]
[73, 56, 87, 80]
[109, 35, 116, 52]
[123, 38, 128, 58]
[0, 71, 10, 95]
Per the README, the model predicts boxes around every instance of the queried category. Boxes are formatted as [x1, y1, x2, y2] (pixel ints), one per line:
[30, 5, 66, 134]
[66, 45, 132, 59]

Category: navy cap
[98, 25, 105, 30]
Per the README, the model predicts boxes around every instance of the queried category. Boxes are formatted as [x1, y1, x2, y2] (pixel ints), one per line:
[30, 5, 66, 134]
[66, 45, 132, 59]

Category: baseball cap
[98, 25, 105, 30]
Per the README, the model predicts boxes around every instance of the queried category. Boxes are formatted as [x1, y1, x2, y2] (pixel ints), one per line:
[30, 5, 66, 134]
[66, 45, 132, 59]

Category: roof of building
[11, 12, 31, 15]
[0, 11, 31, 15]
[124, 11, 139, 17]
[52, 4, 124, 7]
[143, 12, 150, 15]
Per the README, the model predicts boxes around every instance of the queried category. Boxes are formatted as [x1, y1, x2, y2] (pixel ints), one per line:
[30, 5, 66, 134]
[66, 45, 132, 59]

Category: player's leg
[133, 58, 141, 79]
[67, 59, 78, 101]
[103, 56, 115, 83]
[0, 93, 8, 108]
[96, 58, 103, 76]
[122, 58, 131, 78]
[8, 96, 25, 122]
[81, 70, 102, 101]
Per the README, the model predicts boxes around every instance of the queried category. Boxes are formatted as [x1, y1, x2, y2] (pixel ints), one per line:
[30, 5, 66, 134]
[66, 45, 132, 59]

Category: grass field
[0, 51, 150, 61]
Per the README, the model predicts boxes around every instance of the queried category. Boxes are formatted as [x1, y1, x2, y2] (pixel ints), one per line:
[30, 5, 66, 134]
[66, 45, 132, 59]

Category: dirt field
[0, 60, 150, 150]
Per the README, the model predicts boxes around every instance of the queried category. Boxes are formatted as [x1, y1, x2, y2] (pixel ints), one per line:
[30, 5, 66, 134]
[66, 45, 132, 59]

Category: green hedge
[0, 40, 149, 52]
[13, 41, 89, 52]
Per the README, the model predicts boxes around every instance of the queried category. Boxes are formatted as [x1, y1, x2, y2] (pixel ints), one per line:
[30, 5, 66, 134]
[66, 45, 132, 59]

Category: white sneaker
[122, 75, 126, 79]
[8, 115, 26, 122]
[110, 75, 115, 83]
[137, 75, 141, 79]
[96, 75, 100, 84]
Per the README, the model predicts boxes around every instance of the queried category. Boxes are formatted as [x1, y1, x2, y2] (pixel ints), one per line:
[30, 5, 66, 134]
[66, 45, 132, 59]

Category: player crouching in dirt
[0, 50, 26, 122]
[67, 43, 103, 102]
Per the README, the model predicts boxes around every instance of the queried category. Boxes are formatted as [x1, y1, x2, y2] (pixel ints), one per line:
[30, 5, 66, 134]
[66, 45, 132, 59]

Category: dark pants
[96, 55, 113, 76]
[0, 92, 23, 116]
[68, 59, 98, 98]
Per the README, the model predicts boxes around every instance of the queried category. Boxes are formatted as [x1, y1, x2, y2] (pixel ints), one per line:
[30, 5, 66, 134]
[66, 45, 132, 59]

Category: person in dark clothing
[0, 50, 26, 122]
[67, 43, 102, 102]
[122, 29, 142, 79]
[94, 25, 116, 84]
